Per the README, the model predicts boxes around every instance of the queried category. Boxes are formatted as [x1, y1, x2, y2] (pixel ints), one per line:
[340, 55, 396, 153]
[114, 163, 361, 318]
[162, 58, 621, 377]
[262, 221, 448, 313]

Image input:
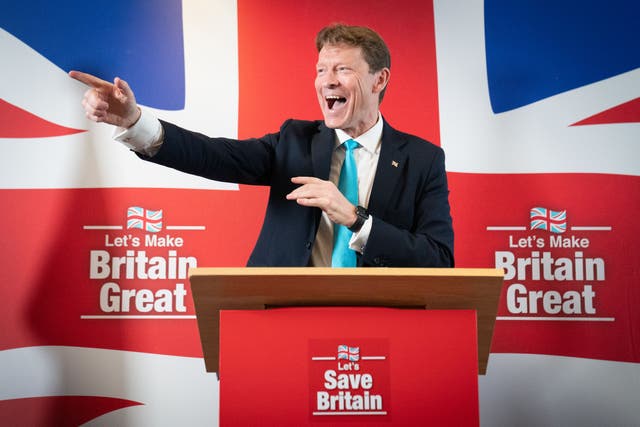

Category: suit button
[373, 257, 380, 265]
[305, 241, 312, 249]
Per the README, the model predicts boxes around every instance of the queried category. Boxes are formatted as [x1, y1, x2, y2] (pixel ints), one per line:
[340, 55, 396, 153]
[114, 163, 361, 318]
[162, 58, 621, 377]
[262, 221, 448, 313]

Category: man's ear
[372, 68, 391, 94]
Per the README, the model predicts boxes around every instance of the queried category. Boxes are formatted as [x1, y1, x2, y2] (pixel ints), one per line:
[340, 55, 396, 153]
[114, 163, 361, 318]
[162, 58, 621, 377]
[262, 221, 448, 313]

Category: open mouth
[326, 95, 347, 110]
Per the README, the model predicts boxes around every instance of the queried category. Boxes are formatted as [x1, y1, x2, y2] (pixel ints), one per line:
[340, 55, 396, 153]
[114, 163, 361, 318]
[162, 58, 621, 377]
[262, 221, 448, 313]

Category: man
[70, 23, 454, 267]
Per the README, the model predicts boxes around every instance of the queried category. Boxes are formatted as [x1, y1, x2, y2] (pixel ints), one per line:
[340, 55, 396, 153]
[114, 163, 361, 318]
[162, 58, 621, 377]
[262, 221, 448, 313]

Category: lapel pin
[391, 160, 399, 168]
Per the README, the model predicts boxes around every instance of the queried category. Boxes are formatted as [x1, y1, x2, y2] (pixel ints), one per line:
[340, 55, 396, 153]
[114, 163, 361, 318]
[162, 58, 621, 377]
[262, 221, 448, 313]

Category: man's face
[315, 44, 389, 138]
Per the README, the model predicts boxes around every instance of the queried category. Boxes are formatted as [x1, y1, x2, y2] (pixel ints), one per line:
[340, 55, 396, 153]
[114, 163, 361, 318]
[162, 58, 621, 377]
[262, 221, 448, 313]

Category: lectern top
[190, 267, 503, 278]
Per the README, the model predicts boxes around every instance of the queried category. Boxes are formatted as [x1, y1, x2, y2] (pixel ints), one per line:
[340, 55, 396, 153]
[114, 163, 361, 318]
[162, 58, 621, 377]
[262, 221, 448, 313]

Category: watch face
[348, 206, 366, 232]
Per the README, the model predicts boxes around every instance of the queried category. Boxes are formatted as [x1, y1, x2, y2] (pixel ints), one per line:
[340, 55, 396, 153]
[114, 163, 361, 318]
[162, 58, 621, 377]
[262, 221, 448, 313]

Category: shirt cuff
[113, 109, 164, 157]
[349, 215, 373, 254]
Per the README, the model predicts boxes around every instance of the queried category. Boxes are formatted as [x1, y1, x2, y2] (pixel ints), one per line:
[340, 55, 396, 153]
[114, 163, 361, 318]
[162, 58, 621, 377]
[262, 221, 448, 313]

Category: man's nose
[321, 71, 339, 87]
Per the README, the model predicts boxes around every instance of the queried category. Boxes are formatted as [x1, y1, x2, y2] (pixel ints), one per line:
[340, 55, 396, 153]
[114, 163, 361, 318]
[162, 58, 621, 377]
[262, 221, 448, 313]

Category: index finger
[291, 176, 321, 184]
[68, 70, 111, 89]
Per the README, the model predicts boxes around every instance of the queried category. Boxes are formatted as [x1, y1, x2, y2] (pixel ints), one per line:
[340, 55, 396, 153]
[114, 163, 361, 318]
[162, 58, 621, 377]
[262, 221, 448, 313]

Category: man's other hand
[287, 176, 357, 227]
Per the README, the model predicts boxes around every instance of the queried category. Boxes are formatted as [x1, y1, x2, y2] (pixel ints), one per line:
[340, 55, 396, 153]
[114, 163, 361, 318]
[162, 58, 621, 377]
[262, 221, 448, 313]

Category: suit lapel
[311, 120, 407, 218]
[311, 123, 335, 180]
[367, 122, 408, 217]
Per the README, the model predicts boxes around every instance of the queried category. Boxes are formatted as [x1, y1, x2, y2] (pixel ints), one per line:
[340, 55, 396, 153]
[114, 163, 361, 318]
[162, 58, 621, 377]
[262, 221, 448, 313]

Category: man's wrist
[124, 107, 142, 129]
[348, 206, 369, 233]
[114, 109, 164, 156]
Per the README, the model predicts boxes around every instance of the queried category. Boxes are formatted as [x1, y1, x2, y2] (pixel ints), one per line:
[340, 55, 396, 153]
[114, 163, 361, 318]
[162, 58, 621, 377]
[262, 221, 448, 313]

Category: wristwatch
[348, 206, 369, 233]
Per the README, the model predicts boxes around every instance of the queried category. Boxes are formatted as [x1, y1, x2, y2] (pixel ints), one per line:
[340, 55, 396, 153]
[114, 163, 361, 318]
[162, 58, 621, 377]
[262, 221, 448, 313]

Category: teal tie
[332, 139, 359, 267]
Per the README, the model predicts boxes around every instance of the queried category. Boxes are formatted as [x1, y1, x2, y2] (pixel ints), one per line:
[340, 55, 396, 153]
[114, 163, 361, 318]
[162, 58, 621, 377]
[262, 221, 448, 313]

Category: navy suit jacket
[143, 118, 454, 267]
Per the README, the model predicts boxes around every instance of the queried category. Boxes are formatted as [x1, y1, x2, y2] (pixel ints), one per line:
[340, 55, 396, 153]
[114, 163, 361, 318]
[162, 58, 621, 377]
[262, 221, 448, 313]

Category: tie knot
[343, 139, 359, 152]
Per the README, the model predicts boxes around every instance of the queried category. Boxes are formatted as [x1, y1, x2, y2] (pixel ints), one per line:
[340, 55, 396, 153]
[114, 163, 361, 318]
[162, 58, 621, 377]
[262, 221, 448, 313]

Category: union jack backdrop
[0, 0, 638, 426]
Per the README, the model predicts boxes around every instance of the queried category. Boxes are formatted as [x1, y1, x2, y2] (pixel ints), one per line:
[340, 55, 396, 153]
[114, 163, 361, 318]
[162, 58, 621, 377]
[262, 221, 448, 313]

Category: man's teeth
[326, 95, 346, 109]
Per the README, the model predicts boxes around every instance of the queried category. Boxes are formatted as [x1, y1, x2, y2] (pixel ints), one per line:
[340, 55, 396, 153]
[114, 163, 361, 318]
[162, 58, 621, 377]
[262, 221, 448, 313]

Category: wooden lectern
[189, 268, 503, 426]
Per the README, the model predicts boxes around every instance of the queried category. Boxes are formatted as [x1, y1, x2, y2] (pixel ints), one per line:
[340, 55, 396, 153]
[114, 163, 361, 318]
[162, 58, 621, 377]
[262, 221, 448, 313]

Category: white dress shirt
[114, 110, 383, 267]
[310, 115, 382, 267]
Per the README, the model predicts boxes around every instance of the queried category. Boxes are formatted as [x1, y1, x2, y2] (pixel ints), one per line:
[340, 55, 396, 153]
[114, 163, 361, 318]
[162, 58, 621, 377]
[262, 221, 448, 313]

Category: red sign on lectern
[219, 307, 478, 426]
[309, 338, 391, 418]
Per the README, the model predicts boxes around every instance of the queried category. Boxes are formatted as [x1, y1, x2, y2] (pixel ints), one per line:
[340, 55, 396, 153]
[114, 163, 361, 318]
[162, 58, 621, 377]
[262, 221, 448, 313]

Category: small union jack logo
[530, 207, 566, 234]
[127, 206, 163, 233]
[337, 345, 360, 362]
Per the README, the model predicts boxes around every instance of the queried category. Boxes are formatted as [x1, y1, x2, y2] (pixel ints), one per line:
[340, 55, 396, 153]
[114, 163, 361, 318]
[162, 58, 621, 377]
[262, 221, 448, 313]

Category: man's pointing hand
[69, 70, 141, 128]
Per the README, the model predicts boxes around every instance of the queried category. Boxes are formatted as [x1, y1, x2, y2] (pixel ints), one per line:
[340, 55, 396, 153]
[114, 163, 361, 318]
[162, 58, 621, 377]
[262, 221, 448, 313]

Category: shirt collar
[334, 112, 383, 154]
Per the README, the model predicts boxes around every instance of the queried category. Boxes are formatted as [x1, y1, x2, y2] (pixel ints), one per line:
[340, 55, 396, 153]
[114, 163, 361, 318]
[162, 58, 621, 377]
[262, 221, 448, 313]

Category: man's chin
[322, 116, 345, 129]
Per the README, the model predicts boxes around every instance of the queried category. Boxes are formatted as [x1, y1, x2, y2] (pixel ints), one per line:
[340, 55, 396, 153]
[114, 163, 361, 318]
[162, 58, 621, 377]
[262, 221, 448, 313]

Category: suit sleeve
[361, 147, 454, 267]
[137, 119, 279, 185]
